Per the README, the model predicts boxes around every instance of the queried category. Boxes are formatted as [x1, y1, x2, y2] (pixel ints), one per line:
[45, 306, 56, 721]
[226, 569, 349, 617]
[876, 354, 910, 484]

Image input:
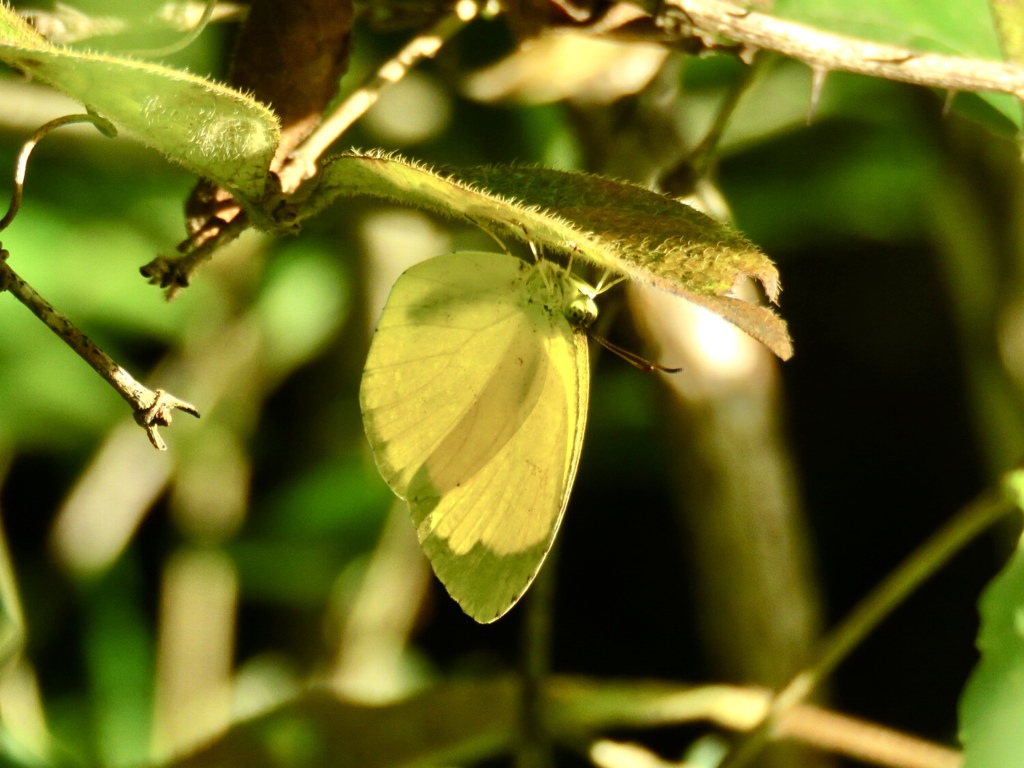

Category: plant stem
[719, 472, 1022, 768]
[664, 0, 1024, 101]
[0, 250, 198, 449]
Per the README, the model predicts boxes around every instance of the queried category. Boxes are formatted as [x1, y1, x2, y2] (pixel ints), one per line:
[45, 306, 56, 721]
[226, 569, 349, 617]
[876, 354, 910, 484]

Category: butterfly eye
[565, 294, 598, 328]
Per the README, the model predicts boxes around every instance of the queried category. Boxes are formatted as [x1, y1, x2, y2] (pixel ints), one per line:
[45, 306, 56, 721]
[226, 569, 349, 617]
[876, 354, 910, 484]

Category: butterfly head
[529, 259, 599, 329]
[565, 292, 597, 328]
[564, 274, 598, 329]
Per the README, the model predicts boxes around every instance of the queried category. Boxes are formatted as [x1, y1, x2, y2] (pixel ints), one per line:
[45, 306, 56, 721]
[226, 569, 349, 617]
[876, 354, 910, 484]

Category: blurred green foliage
[0, 1, 1020, 767]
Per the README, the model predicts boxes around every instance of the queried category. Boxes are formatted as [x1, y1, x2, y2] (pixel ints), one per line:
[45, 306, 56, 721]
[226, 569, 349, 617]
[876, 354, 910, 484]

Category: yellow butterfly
[360, 250, 595, 622]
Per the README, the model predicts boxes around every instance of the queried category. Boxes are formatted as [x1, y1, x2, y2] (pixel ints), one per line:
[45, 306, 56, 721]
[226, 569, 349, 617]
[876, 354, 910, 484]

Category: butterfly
[360, 250, 595, 622]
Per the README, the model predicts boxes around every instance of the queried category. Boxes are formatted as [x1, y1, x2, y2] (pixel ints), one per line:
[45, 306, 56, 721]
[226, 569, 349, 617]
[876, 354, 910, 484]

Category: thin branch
[0, 114, 198, 449]
[139, 211, 252, 299]
[550, 676, 962, 768]
[718, 474, 1019, 768]
[0, 248, 198, 450]
[666, 0, 1024, 102]
[277, 0, 480, 193]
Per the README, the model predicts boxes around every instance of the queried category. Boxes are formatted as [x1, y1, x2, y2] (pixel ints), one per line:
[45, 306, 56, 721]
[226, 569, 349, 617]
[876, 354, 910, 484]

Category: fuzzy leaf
[0, 4, 279, 201]
[308, 152, 792, 359]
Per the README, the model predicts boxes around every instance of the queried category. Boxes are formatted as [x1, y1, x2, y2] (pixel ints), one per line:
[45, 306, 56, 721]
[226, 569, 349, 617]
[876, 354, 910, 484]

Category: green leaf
[990, 0, 1024, 64]
[775, 0, 1002, 55]
[0, 4, 48, 50]
[0, 4, 279, 201]
[959, 525, 1024, 766]
[308, 152, 792, 359]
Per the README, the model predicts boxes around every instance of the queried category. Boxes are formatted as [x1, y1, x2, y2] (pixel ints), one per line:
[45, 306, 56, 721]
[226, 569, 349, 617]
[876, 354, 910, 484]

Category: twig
[139, 211, 252, 298]
[0, 114, 198, 449]
[277, 0, 481, 193]
[549, 677, 963, 768]
[660, 53, 764, 196]
[0, 249, 198, 450]
[717, 473, 1019, 768]
[665, 0, 1024, 103]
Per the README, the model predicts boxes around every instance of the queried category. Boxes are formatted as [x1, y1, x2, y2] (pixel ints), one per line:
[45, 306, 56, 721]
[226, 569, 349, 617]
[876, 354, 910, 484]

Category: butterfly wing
[360, 251, 588, 622]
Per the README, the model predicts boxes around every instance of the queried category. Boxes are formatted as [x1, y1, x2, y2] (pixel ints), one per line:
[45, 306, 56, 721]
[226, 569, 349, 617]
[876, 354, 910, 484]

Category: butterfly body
[361, 251, 590, 622]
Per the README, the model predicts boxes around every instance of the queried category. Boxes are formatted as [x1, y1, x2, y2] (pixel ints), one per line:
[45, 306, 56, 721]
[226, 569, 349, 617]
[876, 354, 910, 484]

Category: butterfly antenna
[591, 334, 682, 374]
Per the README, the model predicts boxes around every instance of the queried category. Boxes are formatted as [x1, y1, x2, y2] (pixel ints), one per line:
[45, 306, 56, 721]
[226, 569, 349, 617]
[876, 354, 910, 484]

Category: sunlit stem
[280, 0, 480, 193]
[719, 471, 1023, 768]
[147, 1, 479, 290]
[165, 2, 480, 286]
